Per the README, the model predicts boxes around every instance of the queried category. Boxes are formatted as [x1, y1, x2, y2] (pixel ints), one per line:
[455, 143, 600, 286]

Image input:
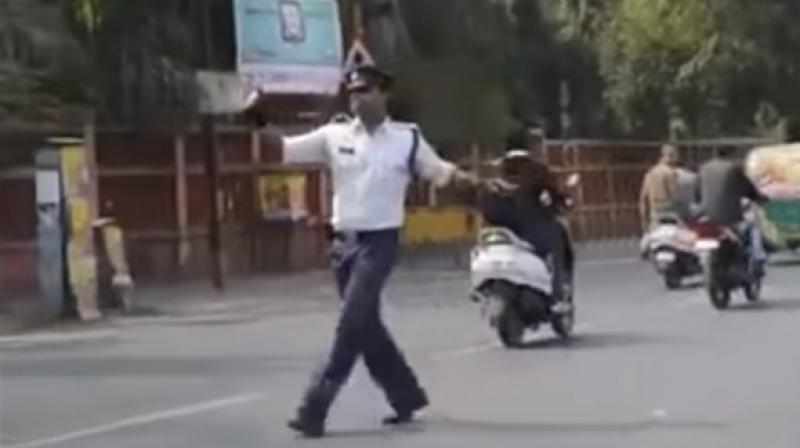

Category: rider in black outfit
[481, 150, 575, 306]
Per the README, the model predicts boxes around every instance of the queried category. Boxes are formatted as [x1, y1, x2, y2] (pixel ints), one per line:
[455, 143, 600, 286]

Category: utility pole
[201, 0, 224, 290]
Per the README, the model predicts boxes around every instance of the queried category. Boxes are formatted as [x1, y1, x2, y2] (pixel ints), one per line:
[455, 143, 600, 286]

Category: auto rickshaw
[747, 143, 800, 252]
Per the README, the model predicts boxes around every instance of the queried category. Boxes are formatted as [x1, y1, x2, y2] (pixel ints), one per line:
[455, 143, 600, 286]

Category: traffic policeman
[244, 64, 496, 438]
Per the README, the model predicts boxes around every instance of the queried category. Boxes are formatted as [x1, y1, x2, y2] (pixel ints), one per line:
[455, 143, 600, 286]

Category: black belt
[328, 227, 399, 243]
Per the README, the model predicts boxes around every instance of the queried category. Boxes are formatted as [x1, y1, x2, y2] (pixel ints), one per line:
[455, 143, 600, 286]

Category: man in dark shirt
[699, 148, 770, 270]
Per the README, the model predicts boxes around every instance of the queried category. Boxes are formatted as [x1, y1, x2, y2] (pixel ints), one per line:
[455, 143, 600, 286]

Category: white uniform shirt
[283, 119, 456, 231]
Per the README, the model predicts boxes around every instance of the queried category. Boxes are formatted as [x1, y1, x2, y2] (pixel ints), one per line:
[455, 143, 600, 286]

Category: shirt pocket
[332, 146, 365, 172]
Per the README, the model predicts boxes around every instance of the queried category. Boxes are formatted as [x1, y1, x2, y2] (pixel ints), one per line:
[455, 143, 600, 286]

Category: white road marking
[6, 393, 263, 448]
[674, 295, 706, 308]
[431, 342, 498, 361]
[0, 330, 119, 349]
[579, 257, 639, 267]
[651, 408, 669, 420]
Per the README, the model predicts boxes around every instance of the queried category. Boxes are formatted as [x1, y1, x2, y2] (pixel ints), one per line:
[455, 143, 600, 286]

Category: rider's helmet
[500, 149, 534, 184]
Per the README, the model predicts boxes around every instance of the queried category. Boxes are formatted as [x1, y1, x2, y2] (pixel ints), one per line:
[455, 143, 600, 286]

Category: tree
[391, 0, 519, 150]
[67, 0, 202, 125]
[594, 0, 800, 138]
[0, 0, 90, 129]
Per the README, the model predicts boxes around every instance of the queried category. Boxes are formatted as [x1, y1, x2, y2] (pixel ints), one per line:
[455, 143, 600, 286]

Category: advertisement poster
[258, 173, 308, 220]
[234, 0, 343, 95]
[61, 144, 100, 321]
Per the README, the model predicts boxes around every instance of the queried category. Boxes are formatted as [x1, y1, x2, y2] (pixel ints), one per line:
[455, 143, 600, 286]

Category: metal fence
[0, 133, 774, 295]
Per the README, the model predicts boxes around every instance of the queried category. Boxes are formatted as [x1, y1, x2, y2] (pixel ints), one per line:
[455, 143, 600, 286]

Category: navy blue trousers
[296, 229, 427, 422]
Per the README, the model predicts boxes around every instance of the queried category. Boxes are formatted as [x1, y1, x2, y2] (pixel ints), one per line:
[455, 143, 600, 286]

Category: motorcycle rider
[698, 147, 770, 276]
[480, 149, 575, 310]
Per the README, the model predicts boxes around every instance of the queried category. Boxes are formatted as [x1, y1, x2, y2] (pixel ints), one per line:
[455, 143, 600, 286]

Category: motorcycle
[641, 215, 703, 290]
[694, 209, 764, 310]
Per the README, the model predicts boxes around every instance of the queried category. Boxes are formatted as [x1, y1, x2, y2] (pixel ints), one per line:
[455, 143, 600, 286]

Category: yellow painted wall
[402, 207, 478, 244]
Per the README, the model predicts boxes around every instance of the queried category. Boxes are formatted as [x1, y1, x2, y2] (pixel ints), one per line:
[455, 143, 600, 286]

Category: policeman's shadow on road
[318, 424, 425, 441]
[317, 416, 724, 441]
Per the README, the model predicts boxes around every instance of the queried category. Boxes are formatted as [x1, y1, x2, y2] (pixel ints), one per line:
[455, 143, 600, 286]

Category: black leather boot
[288, 380, 339, 438]
[383, 391, 429, 426]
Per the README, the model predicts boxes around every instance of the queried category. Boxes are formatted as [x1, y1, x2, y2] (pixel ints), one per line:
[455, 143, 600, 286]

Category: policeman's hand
[483, 178, 518, 196]
[241, 89, 274, 130]
[449, 170, 479, 191]
[449, 170, 518, 197]
[565, 173, 581, 189]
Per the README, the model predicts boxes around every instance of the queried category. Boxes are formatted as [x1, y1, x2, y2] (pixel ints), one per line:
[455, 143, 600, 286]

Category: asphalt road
[2, 256, 800, 448]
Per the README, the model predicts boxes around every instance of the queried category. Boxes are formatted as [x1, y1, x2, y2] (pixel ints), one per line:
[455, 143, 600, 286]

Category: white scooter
[470, 227, 575, 348]
[640, 215, 703, 290]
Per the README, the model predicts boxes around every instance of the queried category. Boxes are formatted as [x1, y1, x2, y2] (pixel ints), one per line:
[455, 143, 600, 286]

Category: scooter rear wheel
[664, 265, 682, 290]
[706, 252, 731, 310]
[497, 304, 525, 348]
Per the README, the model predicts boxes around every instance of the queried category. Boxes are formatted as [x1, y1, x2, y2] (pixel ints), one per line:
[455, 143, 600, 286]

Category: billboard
[258, 173, 308, 221]
[234, 0, 344, 95]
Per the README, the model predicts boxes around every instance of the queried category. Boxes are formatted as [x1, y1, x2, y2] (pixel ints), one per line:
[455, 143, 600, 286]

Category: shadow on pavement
[323, 424, 424, 440]
[724, 299, 800, 313]
[768, 255, 800, 267]
[320, 416, 724, 440]
[515, 331, 687, 351]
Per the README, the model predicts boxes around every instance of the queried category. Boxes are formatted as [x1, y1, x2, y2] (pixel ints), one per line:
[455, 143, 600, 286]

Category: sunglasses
[348, 85, 377, 95]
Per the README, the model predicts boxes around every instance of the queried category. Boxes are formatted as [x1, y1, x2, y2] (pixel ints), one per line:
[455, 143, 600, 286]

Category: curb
[0, 329, 120, 350]
[112, 301, 337, 327]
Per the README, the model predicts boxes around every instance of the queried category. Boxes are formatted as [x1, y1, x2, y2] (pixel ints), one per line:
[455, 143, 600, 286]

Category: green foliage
[0, 0, 90, 128]
[3, 0, 800, 139]
[595, 0, 800, 138]
[396, 0, 520, 148]
[67, 0, 201, 125]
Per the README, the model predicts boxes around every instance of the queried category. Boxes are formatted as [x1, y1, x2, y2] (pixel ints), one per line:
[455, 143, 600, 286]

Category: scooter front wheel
[708, 284, 731, 310]
[744, 277, 762, 303]
[551, 289, 575, 340]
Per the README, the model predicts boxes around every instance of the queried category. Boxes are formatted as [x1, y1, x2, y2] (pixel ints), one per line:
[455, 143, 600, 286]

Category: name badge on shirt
[338, 146, 355, 155]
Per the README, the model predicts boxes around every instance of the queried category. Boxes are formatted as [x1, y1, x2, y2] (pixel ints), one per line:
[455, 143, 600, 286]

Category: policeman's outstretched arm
[411, 131, 514, 198]
[242, 90, 329, 165]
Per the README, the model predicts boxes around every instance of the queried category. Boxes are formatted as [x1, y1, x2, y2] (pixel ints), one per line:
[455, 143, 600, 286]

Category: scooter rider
[480, 149, 575, 309]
